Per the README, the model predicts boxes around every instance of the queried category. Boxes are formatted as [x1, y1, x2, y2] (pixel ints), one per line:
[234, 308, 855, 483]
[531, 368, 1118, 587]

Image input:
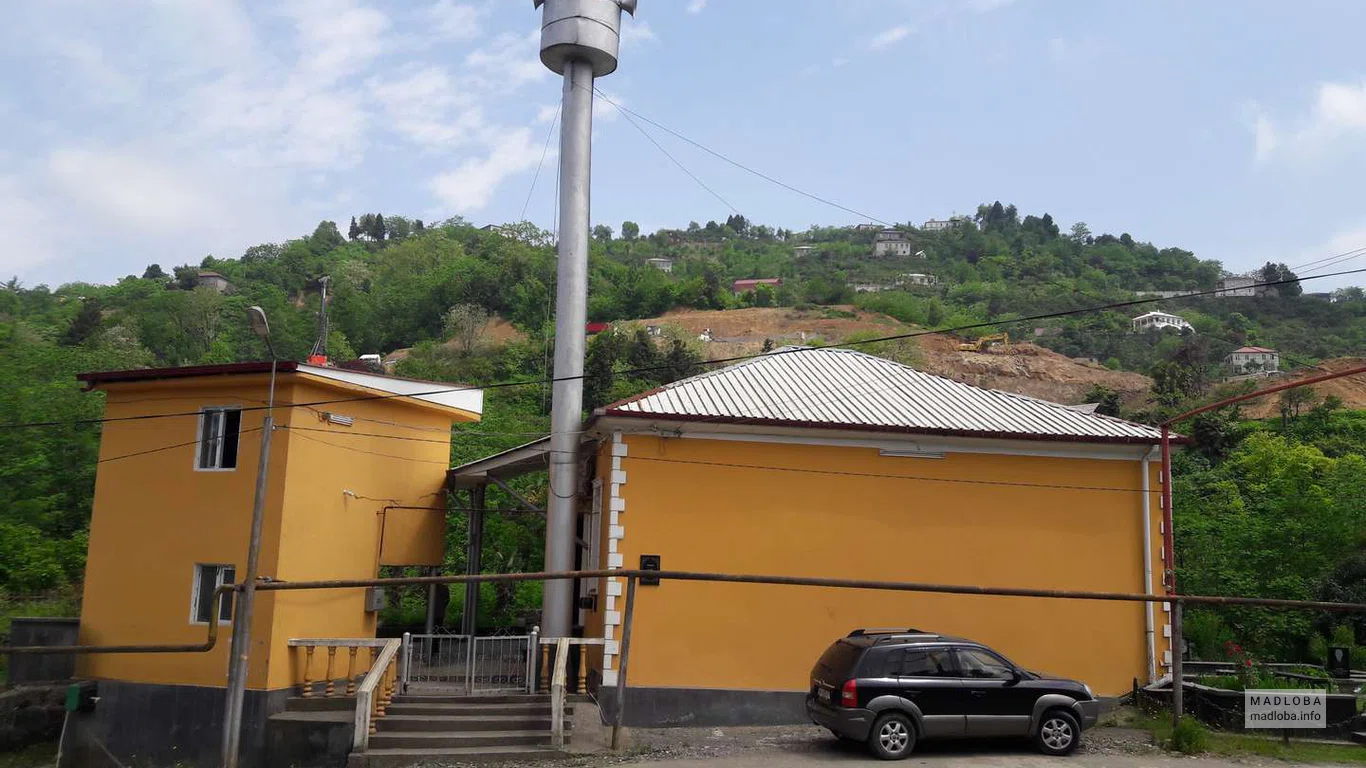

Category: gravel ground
[561, 725, 1336, 768]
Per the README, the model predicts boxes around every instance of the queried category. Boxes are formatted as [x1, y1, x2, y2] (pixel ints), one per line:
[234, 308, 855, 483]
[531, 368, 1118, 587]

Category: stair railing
[353, 637, 402, 751]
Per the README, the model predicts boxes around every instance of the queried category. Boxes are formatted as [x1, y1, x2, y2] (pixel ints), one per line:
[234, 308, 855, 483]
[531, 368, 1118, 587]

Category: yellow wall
[77, 375, 292, 689]
[265, 378, 455, 690]
[594, 433, 1168, 696]
[77, 373, 467, 692]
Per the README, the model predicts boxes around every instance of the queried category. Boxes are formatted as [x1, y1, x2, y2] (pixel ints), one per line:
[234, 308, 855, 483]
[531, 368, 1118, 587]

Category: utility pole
[533, 0, 638, 640]
[222, 307, 277, 768]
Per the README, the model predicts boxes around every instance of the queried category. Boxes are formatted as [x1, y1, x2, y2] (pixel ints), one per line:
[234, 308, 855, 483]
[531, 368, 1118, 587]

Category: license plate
[818, 688, 831, 702]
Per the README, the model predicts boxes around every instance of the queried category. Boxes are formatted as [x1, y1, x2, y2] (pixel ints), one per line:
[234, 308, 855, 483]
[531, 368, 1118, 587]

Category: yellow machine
[958, 333, 1010, 353]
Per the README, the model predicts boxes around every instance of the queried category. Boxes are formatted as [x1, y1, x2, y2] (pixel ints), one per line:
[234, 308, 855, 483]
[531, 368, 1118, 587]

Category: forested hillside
[5, 204, 1366, 654]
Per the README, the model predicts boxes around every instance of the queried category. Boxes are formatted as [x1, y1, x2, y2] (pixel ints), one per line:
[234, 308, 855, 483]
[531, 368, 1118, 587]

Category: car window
[954, 647, 1015, 679]
[815, 640, 863, 678]
[900, 648, 955, 677]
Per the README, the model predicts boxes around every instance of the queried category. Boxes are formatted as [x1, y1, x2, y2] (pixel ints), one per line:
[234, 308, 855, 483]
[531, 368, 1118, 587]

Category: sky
[4, 0, 1366, 291]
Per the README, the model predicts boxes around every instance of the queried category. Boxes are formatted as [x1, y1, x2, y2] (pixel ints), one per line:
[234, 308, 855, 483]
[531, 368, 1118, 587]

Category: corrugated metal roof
[603, 347, 1164, 444]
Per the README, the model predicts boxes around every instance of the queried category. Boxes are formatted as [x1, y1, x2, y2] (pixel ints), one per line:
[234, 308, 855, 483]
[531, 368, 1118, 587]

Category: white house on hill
[1132, 311, 1193, 333]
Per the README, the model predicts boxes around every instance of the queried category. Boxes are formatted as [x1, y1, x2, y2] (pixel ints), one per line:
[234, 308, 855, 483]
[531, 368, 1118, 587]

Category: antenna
[307, 276, 330, 366]
[533, 0, 639, 640]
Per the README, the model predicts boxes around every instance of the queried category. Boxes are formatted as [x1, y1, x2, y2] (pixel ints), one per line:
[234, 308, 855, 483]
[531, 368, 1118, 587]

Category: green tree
[62, 299, 104, 346]
[348, 216, 361, 241]
[593, 224, 613, 242]
[142, 264, 167, 281]
[621, 221, 639, 240]
[1082, 384, 1121, 417]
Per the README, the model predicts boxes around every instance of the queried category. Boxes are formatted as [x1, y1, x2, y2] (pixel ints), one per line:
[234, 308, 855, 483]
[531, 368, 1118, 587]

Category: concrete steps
[355, 745, 564, 767]
[369, 730, 552, 749]
[348, 693, 569, 766]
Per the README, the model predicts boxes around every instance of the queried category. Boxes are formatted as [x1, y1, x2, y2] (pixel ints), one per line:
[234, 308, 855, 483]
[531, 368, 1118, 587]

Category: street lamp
[221, 307, 278, 768]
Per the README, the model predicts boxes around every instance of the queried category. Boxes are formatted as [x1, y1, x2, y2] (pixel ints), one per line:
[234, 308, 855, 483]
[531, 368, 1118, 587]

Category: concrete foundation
[57, 680, 290, 768]
[598, 687, 807, 728]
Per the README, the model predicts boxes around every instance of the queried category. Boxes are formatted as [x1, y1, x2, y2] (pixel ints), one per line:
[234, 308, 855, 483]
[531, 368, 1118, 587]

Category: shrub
[1169, 716, 1209, 754]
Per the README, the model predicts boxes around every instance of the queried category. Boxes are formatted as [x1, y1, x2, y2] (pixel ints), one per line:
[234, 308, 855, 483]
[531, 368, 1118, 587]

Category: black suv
[806, 629, 1099, 760]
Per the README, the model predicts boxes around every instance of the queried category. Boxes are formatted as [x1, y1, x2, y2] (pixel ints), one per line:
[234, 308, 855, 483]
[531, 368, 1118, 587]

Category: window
[954, 647, 1015, 679]
[191, 564, 236, 624]
[196, 408, 242, 470]
[900, 648, 955, 677]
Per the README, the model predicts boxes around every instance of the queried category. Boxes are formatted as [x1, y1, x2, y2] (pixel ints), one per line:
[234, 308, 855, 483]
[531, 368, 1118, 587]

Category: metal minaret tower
[534, 0, 638, 639]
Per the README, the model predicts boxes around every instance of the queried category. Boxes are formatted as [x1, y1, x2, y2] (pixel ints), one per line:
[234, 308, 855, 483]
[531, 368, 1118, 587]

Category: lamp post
[221, 306, 278, 768]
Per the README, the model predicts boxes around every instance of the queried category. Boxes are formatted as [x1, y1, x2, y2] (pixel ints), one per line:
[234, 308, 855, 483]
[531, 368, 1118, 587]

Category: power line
[4, 266, 1365, 433]
[590, 85, 892, 228]
[603, 96, 740, 215]
[96, 428, 262, 465]
[521, 106, 560, 223]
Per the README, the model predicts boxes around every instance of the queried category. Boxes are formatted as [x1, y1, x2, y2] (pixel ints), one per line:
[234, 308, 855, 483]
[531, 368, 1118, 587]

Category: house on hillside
[1215, 274, 1257, 297]
[793, 246, 816, 258]
[873, 229, 913, 257]
[196, 271, 232, 293]
[67, 362, 482, 767]
[1132, 311, 1193, 333]
[731, 278, 782, 294]
[922, 216, 974, 232]
[899, 273, 938, 288]
[645, 257, 674, 273]
[451, 347, 1175, 728]
[1226, 346, 1279, 374]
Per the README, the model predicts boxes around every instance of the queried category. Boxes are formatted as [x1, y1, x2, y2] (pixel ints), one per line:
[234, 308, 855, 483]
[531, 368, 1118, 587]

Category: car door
[897, 646, 965, 738]
[952, 647, 1033, 737]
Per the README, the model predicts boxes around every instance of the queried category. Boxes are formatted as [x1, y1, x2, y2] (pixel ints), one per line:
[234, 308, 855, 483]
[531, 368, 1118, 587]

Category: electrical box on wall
[640, 554, 661, 585]
[364, 587, 385, 613]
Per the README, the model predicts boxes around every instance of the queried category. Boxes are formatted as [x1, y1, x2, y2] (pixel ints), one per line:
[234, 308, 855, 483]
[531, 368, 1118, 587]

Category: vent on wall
[322, 412, 355, 427]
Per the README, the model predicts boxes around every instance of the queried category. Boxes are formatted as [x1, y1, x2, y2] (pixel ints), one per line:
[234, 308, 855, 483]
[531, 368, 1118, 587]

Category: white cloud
[288, 0, 391, 83]
[831, 57, 850, 68]
[621, 21, 657, 48]
[870, 26, 912, 50]
[427, 0, 479, 41]
[686, 0, 707, 13]
[466, 31, 547, 90]
[0, 178, 58, 274]
[964, 0, 1015, 12]
[535, 104, 559, 124]
[429, 128, 545, 212]
[1253, 80, 1366, 163]
[370, 66, 484, 150]
[48, 149, 219, 232]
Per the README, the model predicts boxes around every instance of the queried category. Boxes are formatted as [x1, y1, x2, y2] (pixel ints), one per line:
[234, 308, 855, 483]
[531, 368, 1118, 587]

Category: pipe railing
[353, 638, 401, 752]
[9, 570, 1366, 743]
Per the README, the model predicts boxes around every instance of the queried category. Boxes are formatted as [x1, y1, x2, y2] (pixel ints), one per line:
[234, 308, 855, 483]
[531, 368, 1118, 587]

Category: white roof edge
[298, 364, 483, 417]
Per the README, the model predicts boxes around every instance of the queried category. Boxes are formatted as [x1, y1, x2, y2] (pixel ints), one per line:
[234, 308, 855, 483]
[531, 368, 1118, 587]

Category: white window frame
[195, 406, 243, 472]
[190, 563, 236, 626]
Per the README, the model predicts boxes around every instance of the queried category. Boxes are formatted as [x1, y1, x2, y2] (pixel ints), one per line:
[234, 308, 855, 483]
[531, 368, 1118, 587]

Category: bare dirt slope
[638, 307, 1153, 406]
[1239, 358, 1366, 419]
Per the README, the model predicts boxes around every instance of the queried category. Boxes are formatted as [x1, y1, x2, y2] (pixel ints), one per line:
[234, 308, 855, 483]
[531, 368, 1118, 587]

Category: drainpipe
[1141, 446, 1159, 684]
[1160, 425, 1175, 596]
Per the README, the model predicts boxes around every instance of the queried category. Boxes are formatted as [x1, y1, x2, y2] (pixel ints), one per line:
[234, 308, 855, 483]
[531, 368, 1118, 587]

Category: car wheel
[1035, 709, 1081, 756]
[867, 712, 916, 760]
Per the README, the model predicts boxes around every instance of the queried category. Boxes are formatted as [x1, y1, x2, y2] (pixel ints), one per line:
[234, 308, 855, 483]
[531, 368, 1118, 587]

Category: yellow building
[73, 361, 480, 766]
[559, 347, 1172, 726]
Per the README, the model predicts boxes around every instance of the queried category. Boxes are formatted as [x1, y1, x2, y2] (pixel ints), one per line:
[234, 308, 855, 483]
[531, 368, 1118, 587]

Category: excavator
[958, 333, 1010, 353]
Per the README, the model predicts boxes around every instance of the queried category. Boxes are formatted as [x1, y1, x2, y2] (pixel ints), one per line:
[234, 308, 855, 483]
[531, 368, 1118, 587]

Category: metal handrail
[288, 638, 391, 648]
[353, 638, 401, 752]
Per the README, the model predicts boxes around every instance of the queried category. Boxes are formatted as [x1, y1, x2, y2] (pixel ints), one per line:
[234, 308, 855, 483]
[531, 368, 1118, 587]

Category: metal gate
[402, 633, 534, 695]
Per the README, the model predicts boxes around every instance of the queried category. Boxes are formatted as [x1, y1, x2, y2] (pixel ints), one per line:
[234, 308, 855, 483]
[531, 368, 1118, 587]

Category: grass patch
[0, 742, 58, 768]
[1144, 714, 1366, 764]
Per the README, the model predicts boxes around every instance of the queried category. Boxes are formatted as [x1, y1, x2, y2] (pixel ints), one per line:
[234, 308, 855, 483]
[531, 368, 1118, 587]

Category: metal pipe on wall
[543, 57, 596, 640]
[1141, 446, 1158, 684]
